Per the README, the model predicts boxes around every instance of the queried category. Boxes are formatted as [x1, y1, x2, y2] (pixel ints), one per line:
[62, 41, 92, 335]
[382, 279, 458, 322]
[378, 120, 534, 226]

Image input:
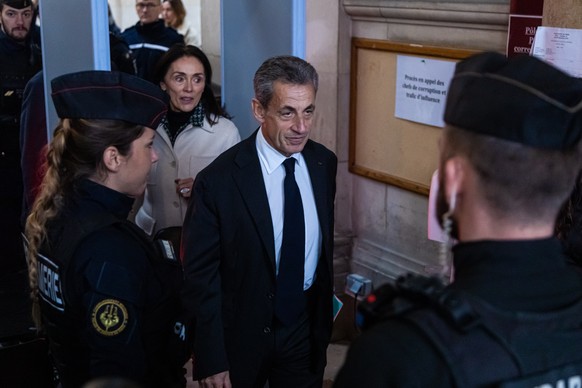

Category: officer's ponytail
[25, 121, 70, 329]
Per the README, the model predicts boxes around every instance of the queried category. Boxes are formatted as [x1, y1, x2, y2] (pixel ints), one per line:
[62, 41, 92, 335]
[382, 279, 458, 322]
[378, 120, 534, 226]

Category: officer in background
[334, 52, 582, 387]
[0, 0, 41, 273]
[25, 71, 187, 388]
[122, 0, 183, 82]
[108, 2, 136, 76]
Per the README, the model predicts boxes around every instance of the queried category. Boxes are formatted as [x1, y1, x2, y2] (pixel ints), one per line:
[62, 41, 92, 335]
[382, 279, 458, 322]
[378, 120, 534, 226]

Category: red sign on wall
[506, 15, 543, 57]
[506, 0, 544, 58]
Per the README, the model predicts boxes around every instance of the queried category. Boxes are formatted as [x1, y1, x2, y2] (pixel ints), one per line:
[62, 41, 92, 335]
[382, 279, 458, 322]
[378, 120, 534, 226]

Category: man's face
[253, 81, 316, 157]
[0, 5, 33, 42]
[135, 0, 161, 25]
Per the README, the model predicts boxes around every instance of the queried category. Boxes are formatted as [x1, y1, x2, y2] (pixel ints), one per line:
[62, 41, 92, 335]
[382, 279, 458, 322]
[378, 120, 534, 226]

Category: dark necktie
[274, 158, 306, 325]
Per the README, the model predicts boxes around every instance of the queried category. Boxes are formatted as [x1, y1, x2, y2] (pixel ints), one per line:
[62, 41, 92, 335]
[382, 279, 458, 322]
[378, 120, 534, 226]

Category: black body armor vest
[358, 274, 582, 388]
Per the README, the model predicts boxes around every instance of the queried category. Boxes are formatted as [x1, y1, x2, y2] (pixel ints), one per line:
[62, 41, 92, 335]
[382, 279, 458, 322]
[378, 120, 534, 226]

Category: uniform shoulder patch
[91, 299, 129, 336]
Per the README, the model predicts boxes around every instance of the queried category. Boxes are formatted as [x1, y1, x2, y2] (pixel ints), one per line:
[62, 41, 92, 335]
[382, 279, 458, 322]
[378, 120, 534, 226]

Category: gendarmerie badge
[91, 299, 128, 336]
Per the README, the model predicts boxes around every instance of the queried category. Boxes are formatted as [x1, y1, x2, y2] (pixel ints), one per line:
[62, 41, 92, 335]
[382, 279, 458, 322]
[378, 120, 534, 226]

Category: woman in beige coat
[135, 44, 240, 246]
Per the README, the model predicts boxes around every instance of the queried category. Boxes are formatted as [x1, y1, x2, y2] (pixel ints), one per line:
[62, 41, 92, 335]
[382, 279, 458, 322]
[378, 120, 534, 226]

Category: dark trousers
[230, 312, 324, 388]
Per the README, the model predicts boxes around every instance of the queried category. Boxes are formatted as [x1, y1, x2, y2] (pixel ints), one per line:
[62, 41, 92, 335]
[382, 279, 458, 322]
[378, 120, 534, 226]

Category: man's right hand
[199, 371, 231, 388]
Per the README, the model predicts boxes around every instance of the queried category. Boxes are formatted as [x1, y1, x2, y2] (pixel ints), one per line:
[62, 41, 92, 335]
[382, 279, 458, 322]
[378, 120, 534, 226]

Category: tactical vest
[36, 212, 182, 387]
[358, 274, 582, 388]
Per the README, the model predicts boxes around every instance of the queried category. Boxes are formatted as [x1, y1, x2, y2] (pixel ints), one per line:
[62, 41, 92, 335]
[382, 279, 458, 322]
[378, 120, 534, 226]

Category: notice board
[349, 38, 477, 195]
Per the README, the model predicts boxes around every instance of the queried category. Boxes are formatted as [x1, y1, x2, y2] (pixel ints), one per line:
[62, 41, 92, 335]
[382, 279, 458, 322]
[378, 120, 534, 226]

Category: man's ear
[251, 98, 265, 123]
[102, 146, 122, 172]
[443, 156, 465, 205]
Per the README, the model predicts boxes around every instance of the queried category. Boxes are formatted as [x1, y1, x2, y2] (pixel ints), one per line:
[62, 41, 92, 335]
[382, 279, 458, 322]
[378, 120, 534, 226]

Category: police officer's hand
[199, 370, 231, 388]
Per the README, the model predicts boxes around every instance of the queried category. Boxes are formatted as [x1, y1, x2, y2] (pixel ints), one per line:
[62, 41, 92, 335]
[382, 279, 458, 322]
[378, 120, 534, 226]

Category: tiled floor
[185, 342, 349, 387]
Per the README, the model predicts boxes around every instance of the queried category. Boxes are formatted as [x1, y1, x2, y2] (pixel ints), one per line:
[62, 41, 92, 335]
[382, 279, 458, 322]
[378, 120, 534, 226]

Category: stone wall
[332, 0, 510, 290]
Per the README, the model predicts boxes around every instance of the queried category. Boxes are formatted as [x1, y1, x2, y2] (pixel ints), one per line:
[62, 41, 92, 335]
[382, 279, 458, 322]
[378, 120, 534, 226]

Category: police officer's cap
[0, 0, 32, 9]
[444, 51, 582, 150]
[51, 70, 168, 129]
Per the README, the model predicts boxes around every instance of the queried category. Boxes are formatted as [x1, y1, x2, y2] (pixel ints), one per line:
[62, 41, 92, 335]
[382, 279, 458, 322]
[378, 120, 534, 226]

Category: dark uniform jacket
[181, 131, 337, 383]
[121, 20, 183, 82]
[19, 70, 45, 222]
[0, 25, 42, 272]
[334, 238, 582, 387]
[37, 180, 184, 387]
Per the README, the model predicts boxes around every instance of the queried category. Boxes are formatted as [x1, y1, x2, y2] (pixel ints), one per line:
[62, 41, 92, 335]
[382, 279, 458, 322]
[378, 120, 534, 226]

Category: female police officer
[25, 70, 186, 387]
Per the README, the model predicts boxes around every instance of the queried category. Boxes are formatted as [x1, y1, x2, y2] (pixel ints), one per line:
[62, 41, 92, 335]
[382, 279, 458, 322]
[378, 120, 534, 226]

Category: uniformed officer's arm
[75, 229, 150, 383]
[181, 173, 230, 379]
[20, 70, 46, 213]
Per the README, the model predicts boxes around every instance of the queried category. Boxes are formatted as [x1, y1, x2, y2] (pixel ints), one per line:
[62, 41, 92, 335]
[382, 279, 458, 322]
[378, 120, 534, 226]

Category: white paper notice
[394, 55, 456, 128]
[531, 26, 582, 77]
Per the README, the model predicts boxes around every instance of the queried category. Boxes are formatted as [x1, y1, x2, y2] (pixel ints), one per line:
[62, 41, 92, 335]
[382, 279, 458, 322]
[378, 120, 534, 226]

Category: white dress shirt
[256, 128, 321, 290]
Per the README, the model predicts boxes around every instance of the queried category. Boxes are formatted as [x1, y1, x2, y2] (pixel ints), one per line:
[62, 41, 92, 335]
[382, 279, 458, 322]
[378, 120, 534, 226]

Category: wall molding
[350, 237, 440, 283]
[343, 0, 509, 29]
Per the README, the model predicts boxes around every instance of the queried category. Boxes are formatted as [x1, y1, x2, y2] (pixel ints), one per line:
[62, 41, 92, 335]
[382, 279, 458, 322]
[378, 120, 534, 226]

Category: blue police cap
[444, 52, 582, 150]
[51, 70, 168, 129]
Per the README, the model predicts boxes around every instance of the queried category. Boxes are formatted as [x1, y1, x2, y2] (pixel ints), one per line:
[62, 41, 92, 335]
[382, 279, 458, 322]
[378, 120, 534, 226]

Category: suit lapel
[232, 131, 277, 273]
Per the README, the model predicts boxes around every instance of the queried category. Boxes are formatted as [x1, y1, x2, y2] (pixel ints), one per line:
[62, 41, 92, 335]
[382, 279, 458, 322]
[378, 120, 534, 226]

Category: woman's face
[160, 55, 206, 113]
[161, 1, 176, 27]
[113, 127, 158, 197]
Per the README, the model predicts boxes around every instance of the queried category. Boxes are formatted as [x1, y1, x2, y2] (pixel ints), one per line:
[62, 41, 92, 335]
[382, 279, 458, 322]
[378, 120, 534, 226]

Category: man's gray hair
[253, 55, 318, 108]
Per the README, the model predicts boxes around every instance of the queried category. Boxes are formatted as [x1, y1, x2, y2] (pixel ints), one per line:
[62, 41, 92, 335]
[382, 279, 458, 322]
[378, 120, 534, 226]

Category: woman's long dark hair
[153, 44, 230, 124]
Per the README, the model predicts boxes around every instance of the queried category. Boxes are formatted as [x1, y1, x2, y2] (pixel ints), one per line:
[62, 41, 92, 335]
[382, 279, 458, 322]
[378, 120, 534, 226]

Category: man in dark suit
[181, 55, 337, 388]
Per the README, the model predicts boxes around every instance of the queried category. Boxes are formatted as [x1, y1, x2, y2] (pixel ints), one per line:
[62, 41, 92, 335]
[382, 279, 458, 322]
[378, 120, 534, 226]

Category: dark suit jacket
[181, 130, 337, 381]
